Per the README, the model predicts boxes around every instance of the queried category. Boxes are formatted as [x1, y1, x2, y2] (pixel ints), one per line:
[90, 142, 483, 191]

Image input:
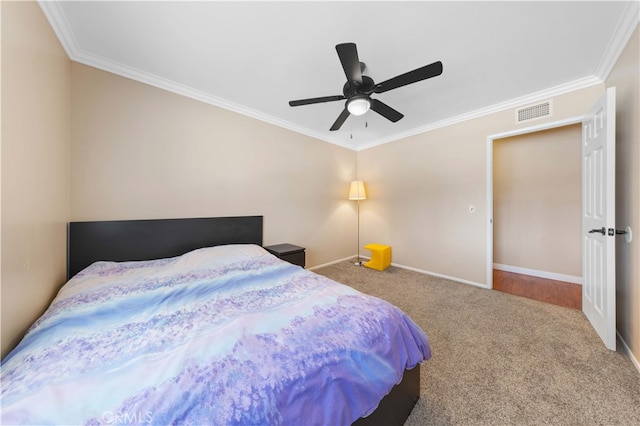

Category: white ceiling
[40, 1, 638, 150]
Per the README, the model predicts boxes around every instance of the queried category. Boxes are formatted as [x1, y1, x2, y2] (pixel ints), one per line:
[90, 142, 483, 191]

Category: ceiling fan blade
[289, 95, 345, 107]
[370, 99, 404, 122]
[374, 61, 443, 93]
[330, 108, 350, 131]
[336, 43, 362, 84]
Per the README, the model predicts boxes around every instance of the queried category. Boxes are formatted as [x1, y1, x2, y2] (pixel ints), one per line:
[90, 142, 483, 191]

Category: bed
[1, 216, 430, 425]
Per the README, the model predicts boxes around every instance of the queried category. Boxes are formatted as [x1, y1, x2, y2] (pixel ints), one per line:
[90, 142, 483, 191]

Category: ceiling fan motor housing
[343, 75, 375, 99]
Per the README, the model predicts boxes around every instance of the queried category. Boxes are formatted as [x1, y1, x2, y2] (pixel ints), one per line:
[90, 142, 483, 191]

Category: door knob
[588, 227, 606, 235]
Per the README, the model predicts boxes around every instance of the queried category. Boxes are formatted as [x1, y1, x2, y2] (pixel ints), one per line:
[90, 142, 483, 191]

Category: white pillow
[170, 244, 268, 272]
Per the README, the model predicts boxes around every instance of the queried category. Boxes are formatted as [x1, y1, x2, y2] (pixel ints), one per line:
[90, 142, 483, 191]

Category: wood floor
[493, 269, 582, 310]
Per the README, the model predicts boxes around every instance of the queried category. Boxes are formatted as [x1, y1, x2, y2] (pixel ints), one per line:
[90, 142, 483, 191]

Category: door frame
[485, 116, 584, 288]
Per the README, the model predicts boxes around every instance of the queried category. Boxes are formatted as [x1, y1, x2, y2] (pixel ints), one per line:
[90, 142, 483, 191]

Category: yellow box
[363, 243, 391, 271]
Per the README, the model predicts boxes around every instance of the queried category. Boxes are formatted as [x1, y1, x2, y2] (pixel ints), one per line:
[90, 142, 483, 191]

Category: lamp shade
[348, 180, 367, 200]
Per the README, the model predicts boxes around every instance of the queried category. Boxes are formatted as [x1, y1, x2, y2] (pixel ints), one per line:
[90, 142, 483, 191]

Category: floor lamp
[349, 180, 367, 266]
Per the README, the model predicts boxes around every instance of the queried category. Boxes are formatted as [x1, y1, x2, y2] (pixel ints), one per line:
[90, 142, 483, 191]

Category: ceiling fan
[289, 42, 443, 131]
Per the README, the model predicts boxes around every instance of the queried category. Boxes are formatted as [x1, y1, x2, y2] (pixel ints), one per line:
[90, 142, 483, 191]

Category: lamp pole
[349, 180, 366, 266]
[355, 199, 362, 266]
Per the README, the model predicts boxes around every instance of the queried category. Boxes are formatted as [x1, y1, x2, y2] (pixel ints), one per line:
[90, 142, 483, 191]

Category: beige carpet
[314, 261, 640, 426]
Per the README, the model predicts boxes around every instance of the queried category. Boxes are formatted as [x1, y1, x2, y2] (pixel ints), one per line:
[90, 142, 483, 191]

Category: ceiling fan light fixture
[347, 96, 370, 116]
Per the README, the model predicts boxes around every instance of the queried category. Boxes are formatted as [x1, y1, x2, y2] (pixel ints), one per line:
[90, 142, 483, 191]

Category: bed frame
[67, 216, 263, 280]
[66, 215, 420, 425]
[354, 364, 420, 426]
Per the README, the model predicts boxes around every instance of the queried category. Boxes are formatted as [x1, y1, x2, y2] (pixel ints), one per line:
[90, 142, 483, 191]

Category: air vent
[516, 100, 552, 123]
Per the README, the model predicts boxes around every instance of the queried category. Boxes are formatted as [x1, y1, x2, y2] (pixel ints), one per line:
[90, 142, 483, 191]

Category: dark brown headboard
[67, 216, 263, 280]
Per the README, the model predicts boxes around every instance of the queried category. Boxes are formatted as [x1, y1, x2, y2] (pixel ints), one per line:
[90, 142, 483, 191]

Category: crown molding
[593, 0, 640, 80]
[39, 0, 79, 59]
[37, 1, 353, 151]
[83, 49, 344, 145]
[355, 75, 602, 151]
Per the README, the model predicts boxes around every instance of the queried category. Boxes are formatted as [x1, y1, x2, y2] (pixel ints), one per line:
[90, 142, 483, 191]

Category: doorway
[486, 117, 585, 307]
[492, 124, 582, 308]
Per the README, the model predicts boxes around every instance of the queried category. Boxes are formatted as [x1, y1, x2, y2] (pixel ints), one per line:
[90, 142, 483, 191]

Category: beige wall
[2, 2, 637, 369]
[606, 25, 639, 367]
[1, 1, 70, 358]
[493, 124, 582, 277]
[70, 63, 357, 268]
[357, 85, 602, 286]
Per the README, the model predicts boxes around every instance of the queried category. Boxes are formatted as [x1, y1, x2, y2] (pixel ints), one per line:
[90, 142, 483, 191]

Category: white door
[582, 87, 616, 350]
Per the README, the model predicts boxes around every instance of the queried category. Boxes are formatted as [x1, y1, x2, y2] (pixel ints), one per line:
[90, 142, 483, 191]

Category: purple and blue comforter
[1, 245, 430, 425]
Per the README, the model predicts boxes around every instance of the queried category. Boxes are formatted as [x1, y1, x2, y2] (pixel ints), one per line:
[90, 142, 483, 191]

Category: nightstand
[264, 243, 305, 268]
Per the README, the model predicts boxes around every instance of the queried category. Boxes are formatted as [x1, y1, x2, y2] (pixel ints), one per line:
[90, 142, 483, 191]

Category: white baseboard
[311, 255, 489, 288]
[308, 255, 359, 271]
[617, 331, 640, 375]
[391, 262, 489, 289]
[493, 263, 582, 285]
[314, 258, 577, 289]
